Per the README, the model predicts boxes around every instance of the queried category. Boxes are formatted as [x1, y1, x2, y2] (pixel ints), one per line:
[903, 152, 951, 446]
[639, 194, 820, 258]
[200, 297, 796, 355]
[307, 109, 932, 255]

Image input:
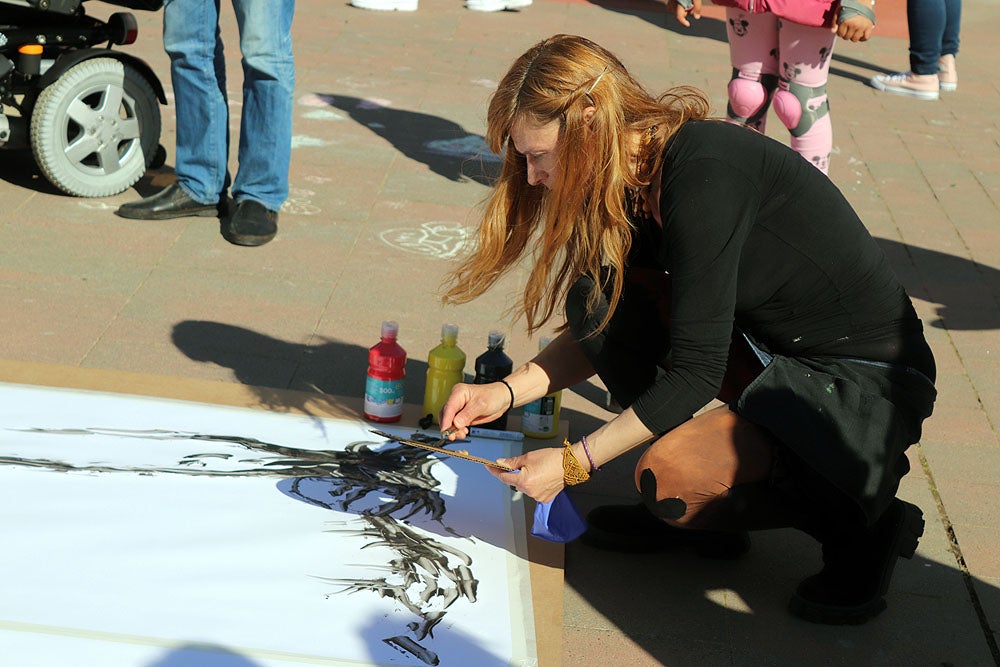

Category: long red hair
[443, 34, 710, 335]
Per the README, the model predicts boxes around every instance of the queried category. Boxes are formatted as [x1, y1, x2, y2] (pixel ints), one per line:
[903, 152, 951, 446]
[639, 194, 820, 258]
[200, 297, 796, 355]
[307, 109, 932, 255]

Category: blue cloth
[163, 0, 295, 211]
[531, 490, 587, 543]
[906, 0, 961, 74]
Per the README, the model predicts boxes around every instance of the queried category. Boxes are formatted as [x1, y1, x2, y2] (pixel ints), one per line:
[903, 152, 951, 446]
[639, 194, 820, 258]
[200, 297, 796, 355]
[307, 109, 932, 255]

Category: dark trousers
[907, 0, 962, 74]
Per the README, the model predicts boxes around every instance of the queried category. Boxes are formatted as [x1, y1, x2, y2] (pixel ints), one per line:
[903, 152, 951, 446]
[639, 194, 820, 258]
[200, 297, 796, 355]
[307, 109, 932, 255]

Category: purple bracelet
[580, 435, 600, 472]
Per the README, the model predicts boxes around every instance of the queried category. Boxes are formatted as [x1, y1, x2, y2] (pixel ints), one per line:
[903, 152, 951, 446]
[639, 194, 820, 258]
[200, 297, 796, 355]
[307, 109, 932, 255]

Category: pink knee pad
[772, 88, 802, 131]
[728, 76, 769, 120]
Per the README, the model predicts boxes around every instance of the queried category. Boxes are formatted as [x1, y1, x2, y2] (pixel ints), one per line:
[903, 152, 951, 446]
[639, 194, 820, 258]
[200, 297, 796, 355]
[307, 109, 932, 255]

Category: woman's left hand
[487, 447, 565, 504]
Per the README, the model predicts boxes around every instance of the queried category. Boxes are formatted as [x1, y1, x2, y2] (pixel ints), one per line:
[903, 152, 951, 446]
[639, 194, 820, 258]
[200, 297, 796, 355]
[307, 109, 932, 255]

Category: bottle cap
[381, 321, 399, 339]
[487, 330, 505, 349]
[441, 323, 459, 345]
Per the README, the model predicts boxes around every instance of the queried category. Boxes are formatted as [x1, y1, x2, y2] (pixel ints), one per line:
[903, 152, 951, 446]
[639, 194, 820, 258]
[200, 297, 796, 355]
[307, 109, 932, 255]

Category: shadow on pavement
[562, 506, 1000, 664]
[878, 238, 1000, 331]
[0, 147, 64, 195]
[171, 320, 370, 415]
[315, 93, 501, 186]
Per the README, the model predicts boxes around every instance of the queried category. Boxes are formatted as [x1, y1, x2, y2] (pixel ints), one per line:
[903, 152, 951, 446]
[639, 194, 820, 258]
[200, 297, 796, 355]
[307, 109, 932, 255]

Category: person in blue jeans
[116, 0, 296, 247]
[870, 0, 961, 100]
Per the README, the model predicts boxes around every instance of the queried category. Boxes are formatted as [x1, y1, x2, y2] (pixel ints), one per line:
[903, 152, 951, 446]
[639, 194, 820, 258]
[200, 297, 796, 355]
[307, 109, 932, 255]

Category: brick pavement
[1, 0, 998, 664]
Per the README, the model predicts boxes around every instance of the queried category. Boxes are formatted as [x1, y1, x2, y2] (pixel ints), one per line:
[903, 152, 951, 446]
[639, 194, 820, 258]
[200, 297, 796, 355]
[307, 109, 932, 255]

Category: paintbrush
[369, 429, 516, 471]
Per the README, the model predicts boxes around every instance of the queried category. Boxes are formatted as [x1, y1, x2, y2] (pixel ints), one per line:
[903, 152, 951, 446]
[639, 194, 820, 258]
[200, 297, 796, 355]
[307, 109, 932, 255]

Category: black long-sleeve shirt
[629, 120, 935, 435]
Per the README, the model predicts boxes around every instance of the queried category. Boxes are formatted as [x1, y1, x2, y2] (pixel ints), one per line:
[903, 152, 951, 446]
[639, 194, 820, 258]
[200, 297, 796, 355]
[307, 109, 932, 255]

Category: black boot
[580, 503, 751, 559]
[788, 498, 924, 625]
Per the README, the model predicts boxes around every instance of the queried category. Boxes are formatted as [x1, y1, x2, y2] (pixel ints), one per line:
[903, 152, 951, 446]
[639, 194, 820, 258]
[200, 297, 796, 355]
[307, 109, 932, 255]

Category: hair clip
[586, 65, 610, 96]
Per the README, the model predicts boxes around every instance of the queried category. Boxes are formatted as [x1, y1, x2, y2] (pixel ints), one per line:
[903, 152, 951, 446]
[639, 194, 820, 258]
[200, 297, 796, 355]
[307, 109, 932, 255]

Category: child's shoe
[466, 0, 531, 11]
[351, 0, 418, 10]
[938, 54, 958, 92]
[870, 71, 940, 100]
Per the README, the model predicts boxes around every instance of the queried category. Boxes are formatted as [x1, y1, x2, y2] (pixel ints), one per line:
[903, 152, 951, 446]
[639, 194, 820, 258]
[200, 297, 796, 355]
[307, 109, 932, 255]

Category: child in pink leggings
[670, 0, 875, 174]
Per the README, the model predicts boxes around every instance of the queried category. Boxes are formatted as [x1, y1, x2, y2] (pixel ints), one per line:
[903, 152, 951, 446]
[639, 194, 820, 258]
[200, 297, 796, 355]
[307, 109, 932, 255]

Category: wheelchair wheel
[30, 57, 162, 197]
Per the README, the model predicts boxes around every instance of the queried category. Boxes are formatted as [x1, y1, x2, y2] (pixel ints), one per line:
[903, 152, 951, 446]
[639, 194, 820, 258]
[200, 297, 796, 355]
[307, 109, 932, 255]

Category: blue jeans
[163, 0, 295, 211]
[906, 0, 961, 74]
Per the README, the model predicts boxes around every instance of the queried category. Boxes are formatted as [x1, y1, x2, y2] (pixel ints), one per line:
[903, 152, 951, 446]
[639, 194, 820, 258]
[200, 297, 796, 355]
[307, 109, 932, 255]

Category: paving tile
[937, 480, 1000, 530]
[0, 280, 125, 365]
[563, 625, 727, 667]
[952, 522, 1000, 581]
[921, 403, 998, 448]
[1, 0, 999, 663]
[92, 267, 336, 381]
[83, 337, 300, 392]
[921, 441, 1000, 487]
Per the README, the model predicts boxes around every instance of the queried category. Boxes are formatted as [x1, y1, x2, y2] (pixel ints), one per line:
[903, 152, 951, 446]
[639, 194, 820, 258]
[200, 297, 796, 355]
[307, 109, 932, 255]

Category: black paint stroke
[3, 427, 483, 665]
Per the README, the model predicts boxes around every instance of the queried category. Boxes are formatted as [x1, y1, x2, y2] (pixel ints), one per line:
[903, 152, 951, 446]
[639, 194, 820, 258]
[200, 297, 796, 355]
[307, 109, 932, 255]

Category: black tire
[30, 57, 162, 197]
[149, 143, 168, 169]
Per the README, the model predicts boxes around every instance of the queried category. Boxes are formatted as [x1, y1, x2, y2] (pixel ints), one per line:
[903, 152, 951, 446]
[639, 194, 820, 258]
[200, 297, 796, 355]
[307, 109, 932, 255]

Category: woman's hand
[439, 382, 511, 438]
[486, 447, 565, 504]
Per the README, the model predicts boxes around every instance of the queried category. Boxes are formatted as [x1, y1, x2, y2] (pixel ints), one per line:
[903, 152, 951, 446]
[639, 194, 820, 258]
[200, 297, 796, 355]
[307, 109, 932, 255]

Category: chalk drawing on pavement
[292, 135, 334, 149]
[379, 221, 471, 260]
[302, 109, 346, 121]
[279, 188, 322, 216]
[298, 93, 336, 107]
[424, 135, 503, 163]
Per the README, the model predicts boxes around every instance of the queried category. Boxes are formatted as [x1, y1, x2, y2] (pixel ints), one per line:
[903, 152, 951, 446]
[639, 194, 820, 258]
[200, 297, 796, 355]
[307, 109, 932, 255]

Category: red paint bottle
[364, 321, 407, 423]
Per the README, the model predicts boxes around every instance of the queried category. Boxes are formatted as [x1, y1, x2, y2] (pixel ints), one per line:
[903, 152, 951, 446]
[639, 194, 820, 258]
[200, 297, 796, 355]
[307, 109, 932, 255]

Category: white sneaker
[351, 0, 417, 10]
[466, 0, 531, 11]
[870, 71, 940, 100]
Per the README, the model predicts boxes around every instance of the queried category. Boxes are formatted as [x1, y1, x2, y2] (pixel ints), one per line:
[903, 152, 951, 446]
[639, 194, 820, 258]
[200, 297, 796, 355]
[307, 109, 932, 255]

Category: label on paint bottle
[521, 394, 559, 437]
[364, 377, 406, 420]
[520, 336, 561, 438]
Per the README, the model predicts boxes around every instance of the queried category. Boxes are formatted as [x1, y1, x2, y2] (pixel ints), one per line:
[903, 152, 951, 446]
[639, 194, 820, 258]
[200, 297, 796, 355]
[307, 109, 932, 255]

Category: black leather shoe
[788, 499, 924, 625]
[580, 503, 751, 559]
[221, 200, 278, 246]
[115, 183, 223, 220]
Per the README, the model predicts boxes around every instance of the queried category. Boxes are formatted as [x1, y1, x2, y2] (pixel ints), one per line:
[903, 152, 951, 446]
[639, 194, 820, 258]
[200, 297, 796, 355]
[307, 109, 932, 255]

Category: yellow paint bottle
[423, 324, 466, 425]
